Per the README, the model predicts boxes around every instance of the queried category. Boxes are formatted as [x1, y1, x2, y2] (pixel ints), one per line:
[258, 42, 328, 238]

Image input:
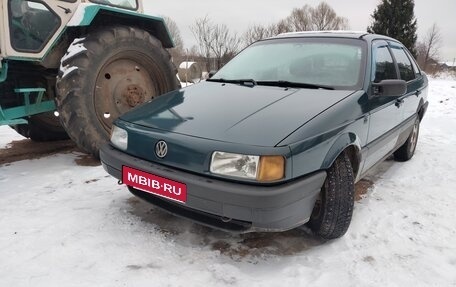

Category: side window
[390, 46, 415, 81]
[373, 45, 397, 83]
[405, 49, 421, 76]
[8, 0, 60, 52]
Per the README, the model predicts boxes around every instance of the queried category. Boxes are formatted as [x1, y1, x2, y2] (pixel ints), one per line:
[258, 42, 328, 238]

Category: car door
[389, 42, 424, 123]
[362, 40, 403, 172]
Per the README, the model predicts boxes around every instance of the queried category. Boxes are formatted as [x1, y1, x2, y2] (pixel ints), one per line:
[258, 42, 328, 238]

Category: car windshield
[212, 37, 367, 90]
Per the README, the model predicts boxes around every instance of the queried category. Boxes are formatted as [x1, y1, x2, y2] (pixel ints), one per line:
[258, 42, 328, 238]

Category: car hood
[120, 81, 355, 146]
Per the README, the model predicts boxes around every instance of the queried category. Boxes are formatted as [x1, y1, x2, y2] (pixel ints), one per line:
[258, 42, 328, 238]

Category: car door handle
[395, 99, 404, 107]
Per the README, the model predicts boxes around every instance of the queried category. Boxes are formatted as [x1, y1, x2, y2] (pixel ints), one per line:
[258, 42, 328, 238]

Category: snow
[61, 38, 86, 64]
[59, 38, 87, 79]
[59, 66, 78, 79]
[0, 125, 25, 149]
[1, 78, 456, 286]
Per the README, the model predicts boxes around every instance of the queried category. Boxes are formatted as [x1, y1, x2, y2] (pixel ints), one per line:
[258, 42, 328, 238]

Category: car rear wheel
[394, 118, 420, 162]
[307, 152, 355, 239]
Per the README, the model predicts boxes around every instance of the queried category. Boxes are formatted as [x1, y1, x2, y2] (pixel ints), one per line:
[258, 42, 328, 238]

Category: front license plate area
[122, 166, 187, 203]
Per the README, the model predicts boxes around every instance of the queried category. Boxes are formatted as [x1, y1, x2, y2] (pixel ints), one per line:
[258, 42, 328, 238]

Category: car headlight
[210, 151, 285, 182]
[110, 125, 128, 150]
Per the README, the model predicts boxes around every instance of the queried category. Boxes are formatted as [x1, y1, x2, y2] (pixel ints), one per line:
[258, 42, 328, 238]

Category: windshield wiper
[207, 78, 257, 86]
[256, 80, 334, 90]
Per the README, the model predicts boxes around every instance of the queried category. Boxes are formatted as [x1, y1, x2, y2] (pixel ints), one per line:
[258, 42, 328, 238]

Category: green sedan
[100, 31, 428, 239]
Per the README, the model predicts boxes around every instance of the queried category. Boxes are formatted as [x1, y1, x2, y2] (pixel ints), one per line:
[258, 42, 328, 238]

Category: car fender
[321, 132, 362, 176]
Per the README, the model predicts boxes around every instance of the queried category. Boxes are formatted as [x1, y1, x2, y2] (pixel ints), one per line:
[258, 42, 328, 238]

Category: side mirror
[372, 79, 407, 97]
[208, 70, 218, 79]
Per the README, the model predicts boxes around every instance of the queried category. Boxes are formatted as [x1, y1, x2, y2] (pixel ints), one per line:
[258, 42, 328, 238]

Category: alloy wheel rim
[409, 122, 419, 153]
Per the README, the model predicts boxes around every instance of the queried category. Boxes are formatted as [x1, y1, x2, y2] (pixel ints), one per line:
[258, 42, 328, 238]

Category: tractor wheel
[56, 26, 179, 158]
[11, 112, 69, 142]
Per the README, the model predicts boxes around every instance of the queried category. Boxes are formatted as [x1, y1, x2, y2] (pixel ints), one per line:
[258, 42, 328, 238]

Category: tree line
[165, 0, 443, 74]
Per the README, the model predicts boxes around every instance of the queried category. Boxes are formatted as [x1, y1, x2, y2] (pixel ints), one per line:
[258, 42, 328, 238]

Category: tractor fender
[66, 4, 174, 48]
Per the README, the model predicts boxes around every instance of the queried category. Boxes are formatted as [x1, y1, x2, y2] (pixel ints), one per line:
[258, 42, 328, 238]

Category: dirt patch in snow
[355, 179, 374, 201]
[127, 196, 325, 259]
[74, 154, 101, 167]
[0, 139, 76, 165]
[0, 138, 101, 166]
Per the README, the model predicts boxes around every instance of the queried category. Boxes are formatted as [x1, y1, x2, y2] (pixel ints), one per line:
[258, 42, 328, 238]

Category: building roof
[440, 61, 456, 67]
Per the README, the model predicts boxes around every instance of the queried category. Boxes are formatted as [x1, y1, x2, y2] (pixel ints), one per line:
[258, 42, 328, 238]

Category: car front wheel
[307, 152, 355, 239]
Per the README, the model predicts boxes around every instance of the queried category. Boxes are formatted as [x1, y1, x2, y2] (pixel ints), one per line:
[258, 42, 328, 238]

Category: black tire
[394, 118, 420, 162]
[56, 26, 179, 158]
[307, 152, 355, 239]
[11, 112, 69, 141]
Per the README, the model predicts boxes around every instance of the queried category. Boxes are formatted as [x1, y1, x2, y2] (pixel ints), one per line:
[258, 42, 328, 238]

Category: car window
[405, 49, 421, 76]
[372, 45, 397, 83]
[390, 46, 415, 82]
[213, 38, 367, 90]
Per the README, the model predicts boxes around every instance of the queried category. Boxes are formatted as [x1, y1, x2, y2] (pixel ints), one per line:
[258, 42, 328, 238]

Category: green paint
[0, 61, 7, 83]
[69, 5, 174, 47]
[74, 5, 166, 26]
[0, 88, 55, 126]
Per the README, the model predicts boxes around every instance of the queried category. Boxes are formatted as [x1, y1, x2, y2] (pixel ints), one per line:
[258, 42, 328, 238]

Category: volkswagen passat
[100, 31, 428, 239]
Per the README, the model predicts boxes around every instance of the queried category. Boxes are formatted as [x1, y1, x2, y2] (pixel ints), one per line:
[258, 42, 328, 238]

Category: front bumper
[100, 144, 326, 233]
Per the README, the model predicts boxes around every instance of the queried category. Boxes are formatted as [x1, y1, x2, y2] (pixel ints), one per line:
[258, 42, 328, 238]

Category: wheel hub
[123, 84, 146, 108]
[94, 58, 158, 133]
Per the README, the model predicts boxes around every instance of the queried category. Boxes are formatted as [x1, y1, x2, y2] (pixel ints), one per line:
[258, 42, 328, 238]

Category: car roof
[270, 31, 399, 43]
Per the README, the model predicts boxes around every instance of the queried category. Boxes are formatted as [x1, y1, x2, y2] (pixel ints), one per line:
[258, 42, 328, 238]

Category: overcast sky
[144, 0, 456, 62]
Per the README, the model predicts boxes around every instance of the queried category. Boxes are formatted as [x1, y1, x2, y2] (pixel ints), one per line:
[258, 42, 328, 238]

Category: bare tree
[286, 5, 313, 31]
[211, 24, 241, 69]
[242, 2, 349, 47]
[191, 17, 241, 70]
[190, 16, 213, 71]
[243, 21, 290, 47]
[417, 23, 442, 71]
[163, 16, 184, 64]
[310, 2, 349, 30]
[243, 24, 270, 46]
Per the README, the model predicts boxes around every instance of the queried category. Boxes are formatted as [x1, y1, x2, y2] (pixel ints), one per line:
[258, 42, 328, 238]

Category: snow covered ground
[0, 78, 455, 287]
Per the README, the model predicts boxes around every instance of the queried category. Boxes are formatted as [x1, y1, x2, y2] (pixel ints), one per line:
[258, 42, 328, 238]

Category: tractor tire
[56, 26, 179, 158]
[11, 112, 69, 141]
[307, 152, 355, 239]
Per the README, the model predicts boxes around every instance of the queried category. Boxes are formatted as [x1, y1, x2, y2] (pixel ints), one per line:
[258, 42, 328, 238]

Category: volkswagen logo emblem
[155, 140, 168, 158]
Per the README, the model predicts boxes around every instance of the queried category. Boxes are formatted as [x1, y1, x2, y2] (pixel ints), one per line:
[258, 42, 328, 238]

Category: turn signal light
[257, 156, 285, 182]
